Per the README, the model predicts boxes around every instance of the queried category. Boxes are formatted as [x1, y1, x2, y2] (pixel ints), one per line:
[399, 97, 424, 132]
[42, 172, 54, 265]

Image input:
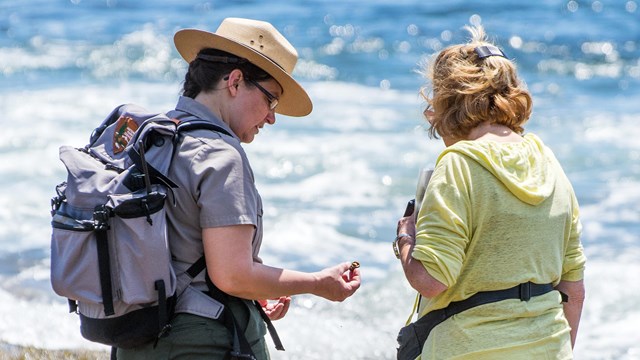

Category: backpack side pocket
[109, 188, 176, 305]
[51, 209, 102, 304]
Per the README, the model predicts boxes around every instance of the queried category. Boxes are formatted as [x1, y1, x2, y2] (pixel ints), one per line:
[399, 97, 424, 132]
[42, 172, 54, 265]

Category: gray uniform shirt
[166, 96, 263, 319]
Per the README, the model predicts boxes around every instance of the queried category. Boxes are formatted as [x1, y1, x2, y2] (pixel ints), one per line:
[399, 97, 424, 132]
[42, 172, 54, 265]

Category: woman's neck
[194, 91, 226, 122]
[443, 122, 523, 147]
[466, 122, 522, 143]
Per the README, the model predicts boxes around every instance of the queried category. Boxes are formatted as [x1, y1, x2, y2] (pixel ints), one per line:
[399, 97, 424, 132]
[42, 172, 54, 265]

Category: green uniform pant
[117, 298, 269, 360]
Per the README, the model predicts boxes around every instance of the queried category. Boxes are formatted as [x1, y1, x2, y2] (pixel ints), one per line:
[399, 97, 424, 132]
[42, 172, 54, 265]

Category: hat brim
[174, 29, 312, 117]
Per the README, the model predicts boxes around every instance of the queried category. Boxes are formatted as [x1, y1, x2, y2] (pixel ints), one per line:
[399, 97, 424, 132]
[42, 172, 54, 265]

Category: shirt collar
[172, 96, 239, 141]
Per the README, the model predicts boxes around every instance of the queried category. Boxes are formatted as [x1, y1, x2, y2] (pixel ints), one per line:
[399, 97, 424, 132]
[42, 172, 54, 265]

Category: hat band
[196, 54, 248, 64]
[196, 52, 287, 74]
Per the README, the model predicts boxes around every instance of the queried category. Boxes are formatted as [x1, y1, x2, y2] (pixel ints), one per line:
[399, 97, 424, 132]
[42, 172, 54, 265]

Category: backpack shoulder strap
[126, 116, 232, 190]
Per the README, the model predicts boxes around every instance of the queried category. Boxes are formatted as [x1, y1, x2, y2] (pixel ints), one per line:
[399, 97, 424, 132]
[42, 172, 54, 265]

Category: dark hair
[181, 48, 273, 98]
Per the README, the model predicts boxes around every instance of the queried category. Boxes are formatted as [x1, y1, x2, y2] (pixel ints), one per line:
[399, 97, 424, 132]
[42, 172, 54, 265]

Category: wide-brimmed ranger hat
[174, 17, 312, 117]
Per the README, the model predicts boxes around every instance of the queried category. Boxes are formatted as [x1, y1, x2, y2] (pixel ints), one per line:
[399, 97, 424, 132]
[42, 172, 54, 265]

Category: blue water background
[1, 1, 639, 359]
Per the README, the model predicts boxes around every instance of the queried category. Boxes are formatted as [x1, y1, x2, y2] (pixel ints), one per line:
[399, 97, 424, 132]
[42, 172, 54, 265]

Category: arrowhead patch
[113, 115, 139, 154]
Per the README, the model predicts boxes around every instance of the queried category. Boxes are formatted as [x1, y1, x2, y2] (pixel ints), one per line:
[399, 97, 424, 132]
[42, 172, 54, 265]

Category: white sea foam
[0, 25, 182, 81]
[0, 286, 108, 351]
[572, 261, 640, 360]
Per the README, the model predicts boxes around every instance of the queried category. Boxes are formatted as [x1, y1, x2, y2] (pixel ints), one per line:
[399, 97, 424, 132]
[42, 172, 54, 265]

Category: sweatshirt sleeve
[561, 192, 586, 281]
[412, 153, 472, 287]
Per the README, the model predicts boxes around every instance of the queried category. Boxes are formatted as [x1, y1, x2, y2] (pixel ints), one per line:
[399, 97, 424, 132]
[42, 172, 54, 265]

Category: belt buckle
[519, 282, 531, 301]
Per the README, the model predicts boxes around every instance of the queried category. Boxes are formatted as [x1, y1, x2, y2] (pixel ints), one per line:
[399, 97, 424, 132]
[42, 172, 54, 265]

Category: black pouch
[396, 310, 443, 360]
[396, 322, 423, 360]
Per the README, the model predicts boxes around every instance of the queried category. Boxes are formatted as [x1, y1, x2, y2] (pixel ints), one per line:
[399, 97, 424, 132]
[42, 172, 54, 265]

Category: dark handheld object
[349, 261, 360, 271]
[403, 199, 415, 217]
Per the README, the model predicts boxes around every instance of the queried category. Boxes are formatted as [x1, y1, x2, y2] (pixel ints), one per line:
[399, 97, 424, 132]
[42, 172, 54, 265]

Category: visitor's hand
[396, 198, 416, 237]
[259, 296, 291, 321]
[397, 212, 416, 239]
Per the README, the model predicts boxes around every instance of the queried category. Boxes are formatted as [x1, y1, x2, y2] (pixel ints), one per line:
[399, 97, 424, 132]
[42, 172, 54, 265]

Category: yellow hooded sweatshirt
[412, 133, 585, 360]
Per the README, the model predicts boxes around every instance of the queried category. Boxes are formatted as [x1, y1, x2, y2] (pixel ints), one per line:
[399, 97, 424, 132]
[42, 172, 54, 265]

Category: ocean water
[1, 1, 639, 359]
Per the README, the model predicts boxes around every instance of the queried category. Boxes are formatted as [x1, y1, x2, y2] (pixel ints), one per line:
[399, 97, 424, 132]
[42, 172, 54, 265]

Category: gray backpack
[49, 104, 229, 349]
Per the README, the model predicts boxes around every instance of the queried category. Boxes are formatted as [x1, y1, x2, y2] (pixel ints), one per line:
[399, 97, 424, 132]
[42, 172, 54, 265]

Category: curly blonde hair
[420, 25, 532, 140]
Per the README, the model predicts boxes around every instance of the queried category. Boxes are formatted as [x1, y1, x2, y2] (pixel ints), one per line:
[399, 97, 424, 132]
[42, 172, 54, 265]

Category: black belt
[444, 282, 562, 318]
[397, 282, 565, 359]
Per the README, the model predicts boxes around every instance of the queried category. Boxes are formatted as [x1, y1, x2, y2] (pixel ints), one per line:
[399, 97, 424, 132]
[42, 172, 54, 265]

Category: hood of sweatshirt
[437, 133, 556, 205]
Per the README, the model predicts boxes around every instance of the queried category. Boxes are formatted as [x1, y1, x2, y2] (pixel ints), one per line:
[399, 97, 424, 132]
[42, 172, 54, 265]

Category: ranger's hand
[258, 296, 291, 321]
[313, 261, 361, 302]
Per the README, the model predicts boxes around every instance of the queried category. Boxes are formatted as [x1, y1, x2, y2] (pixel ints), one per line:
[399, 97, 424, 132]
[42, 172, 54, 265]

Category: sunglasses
[247, 79, 279, 111]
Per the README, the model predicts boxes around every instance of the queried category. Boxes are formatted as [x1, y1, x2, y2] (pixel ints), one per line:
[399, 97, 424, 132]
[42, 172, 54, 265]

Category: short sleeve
[187, 136, 259, 229]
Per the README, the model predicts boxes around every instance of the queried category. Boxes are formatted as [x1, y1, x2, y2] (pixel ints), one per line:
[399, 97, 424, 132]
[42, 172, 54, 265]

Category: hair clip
[474, 45, 508, 59]
[196, 54, 248, 64]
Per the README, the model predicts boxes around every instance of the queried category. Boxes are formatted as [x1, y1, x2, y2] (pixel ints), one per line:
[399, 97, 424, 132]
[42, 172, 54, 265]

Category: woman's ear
[226, 69, 243, 94]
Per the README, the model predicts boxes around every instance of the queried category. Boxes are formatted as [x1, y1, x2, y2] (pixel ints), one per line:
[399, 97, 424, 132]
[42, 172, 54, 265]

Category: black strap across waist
[414, 282, 562, 345]
[186, 256, 285, 357]
[442, 282, 556, 318]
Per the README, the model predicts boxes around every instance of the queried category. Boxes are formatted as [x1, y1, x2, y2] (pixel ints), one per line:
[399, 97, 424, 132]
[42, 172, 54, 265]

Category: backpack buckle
[50, 196, 62, 216]
[51, 182, 67, 216]
[229, 351, 257, 360]
[93, 205, 111, 231]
